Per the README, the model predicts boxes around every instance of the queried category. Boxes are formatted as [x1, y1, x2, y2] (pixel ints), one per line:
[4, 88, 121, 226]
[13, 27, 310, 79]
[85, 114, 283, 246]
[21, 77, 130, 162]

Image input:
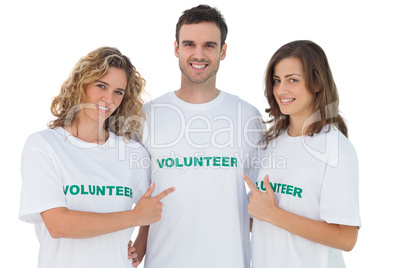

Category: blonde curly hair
[48, 47, 145, 141]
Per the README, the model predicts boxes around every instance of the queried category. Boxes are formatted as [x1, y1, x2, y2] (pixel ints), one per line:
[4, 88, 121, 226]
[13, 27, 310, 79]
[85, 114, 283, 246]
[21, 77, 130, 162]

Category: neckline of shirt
[280, 125, 331, 143]
[55, 127, 117, 149]
[167, 90, 227, 110]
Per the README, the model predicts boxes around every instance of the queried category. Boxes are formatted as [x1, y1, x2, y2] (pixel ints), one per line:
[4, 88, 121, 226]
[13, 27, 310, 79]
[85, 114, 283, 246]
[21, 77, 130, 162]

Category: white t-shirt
[19, 127, 150, 268]
[141, 91, 265, 268]
[251, 126, 361, 268]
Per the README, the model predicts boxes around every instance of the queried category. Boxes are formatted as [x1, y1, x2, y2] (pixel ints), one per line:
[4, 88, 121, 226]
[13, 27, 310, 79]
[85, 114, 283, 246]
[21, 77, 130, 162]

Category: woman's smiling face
[273, 57, 316, 124]
[82, 67, 127, 123]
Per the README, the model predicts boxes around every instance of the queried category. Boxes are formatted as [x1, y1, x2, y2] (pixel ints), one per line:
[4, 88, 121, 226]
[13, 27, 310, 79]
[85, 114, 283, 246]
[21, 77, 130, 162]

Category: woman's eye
[115, 90, 123, 96]
[96, 84, 105, 89]
[290, 78, 297, 83]
[273, 79, 280, 84]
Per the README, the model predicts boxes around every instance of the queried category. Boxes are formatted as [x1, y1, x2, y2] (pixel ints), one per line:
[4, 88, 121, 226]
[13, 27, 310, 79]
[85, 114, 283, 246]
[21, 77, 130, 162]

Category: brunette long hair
[264, 40, 347, 145]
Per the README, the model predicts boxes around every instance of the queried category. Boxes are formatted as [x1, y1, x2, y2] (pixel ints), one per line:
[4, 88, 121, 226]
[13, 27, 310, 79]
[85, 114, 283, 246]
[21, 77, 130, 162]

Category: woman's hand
[132, 183, 175, 226]
[242, 174, 359, 251]
[40, 183, 174, 239]
[243, 174, 279, 223]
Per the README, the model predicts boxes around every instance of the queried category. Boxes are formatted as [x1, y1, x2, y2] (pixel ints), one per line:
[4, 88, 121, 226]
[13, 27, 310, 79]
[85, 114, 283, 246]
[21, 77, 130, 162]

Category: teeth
[192, 64, 206, 69]
[281, 98, 295, 103]
[97, 105, 110, 111]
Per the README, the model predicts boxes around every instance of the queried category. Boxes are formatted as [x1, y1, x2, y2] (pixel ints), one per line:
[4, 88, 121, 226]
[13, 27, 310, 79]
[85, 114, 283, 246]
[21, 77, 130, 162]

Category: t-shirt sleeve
[319, 152, 361, 227]
[130, 147, 151, 204]
[19, 133, 67, 224]
[244, 107, 266, 182]
[249, 145, 265, 185]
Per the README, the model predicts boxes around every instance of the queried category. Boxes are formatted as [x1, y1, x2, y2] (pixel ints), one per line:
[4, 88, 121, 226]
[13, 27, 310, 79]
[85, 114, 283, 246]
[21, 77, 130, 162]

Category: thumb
[141, 182, 155, 198]
[263, 175, 271, 194]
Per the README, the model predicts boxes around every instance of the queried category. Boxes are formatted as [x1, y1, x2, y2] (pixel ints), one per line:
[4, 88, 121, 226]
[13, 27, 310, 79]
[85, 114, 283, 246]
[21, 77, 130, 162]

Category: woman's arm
[266, 206, 358, 251]
[41, 208, 134, 239]
[243, 175, 358, 251]
[41, 183, 174, 239]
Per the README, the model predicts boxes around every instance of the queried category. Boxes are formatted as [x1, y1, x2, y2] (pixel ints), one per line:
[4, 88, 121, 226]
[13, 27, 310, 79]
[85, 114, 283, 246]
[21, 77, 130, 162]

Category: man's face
[174, 22, 227, 86]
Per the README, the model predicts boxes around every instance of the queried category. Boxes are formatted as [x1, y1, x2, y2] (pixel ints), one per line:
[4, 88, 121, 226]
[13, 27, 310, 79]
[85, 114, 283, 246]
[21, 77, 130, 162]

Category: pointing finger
[242, 174, 258, 193]
[154, 186, 176, 201]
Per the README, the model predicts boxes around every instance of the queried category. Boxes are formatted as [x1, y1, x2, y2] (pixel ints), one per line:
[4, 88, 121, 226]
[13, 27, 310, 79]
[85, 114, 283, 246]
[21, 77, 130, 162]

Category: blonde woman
[19, 47, 174, 268]
[243, 40, 361, 268]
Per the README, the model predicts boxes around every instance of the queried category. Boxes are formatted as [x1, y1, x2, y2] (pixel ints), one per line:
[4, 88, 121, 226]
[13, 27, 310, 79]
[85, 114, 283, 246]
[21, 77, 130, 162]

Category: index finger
[242, 174, 258, 193]
[154, 187, 176, 201]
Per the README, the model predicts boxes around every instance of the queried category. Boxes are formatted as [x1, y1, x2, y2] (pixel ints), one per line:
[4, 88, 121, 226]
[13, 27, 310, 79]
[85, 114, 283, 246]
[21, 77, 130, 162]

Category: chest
[51, 145, 139, 212]
[256, 145, 328, 219]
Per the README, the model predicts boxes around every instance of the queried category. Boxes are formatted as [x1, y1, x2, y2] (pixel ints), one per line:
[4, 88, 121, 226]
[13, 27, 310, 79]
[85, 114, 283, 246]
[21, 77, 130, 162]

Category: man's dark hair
[175, 4, 228, 48]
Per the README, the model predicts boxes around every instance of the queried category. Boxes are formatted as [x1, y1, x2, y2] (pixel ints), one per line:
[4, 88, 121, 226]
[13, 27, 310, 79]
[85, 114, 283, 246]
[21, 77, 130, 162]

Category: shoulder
[116, 134, 150, 158]
[326, 126, 357, 157]
[24, 128, 62, 150]
[221, 91, 261, 116]
[320, 126, 358, 166]
[143, 92, 173, 112]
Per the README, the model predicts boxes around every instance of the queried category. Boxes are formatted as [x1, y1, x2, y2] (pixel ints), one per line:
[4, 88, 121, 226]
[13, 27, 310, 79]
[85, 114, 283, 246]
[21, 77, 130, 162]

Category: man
[132, 5, 265, 268]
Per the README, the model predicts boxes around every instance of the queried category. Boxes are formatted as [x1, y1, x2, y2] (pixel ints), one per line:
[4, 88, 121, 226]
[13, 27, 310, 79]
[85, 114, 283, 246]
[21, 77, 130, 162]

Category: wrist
[265, 206, 282, 226]
[124, 210, 139, 228]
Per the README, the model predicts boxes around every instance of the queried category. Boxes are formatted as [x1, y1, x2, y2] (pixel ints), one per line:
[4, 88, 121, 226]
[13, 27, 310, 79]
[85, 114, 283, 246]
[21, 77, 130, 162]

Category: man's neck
[175, 87, 220, 104]
[176, 77, 220, 104]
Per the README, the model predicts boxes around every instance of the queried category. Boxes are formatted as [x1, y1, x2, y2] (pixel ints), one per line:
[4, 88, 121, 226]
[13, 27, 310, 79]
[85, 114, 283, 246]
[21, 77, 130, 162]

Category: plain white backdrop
[1, 0, 400, 267]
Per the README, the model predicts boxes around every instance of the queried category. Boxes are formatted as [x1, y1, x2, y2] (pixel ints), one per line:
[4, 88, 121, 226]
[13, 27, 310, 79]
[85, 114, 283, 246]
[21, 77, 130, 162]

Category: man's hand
[128, 240, 140, 267]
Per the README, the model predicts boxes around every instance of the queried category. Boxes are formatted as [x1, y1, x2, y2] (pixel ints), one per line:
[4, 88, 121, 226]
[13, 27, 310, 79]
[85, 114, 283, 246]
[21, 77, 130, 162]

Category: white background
[1, 0, 401, 267]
